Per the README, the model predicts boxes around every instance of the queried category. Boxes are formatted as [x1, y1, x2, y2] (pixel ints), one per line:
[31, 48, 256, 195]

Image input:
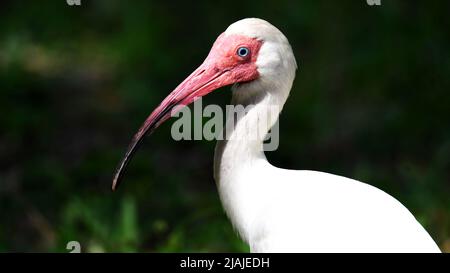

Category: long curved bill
[112, 62, 233, 190]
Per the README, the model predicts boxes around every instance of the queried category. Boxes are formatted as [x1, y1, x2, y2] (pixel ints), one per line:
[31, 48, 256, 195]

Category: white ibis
[112, 18, 441, 253]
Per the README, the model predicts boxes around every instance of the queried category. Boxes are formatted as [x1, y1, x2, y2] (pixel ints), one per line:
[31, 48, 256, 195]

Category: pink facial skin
[205, 33, 262, 83]
[112, 34, 263, 190]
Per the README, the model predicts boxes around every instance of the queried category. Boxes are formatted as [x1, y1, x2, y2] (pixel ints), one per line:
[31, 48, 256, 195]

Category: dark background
[0, 0, 449, 252]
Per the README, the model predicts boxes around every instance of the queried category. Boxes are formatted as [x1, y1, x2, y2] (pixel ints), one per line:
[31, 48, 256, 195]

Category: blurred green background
[0, 0, 449, 252]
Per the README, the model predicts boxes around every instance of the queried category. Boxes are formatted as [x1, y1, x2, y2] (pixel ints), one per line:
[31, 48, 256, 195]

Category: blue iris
[237, 47, 249, 57]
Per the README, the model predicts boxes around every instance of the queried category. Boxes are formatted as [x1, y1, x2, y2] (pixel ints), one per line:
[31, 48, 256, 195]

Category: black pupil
[239, 48, 248, 56]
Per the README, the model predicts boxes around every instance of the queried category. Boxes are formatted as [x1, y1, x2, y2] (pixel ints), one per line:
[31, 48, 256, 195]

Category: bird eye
[237, 47, 250, 57]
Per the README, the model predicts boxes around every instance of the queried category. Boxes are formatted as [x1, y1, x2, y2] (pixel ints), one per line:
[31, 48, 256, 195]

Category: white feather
[214, 18, 441, 253]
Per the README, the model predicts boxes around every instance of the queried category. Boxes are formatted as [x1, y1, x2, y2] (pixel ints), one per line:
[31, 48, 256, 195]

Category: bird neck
[214, 87, 282, 181]
[213, 83, 288, 243]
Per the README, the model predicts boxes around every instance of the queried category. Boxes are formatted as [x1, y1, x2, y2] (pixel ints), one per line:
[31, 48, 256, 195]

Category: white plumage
[213, 18, 440, 253]
[113, 18, 441, 253]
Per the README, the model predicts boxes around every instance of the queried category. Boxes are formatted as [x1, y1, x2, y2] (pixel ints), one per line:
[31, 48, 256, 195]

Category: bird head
[112, 18, 297, 190]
